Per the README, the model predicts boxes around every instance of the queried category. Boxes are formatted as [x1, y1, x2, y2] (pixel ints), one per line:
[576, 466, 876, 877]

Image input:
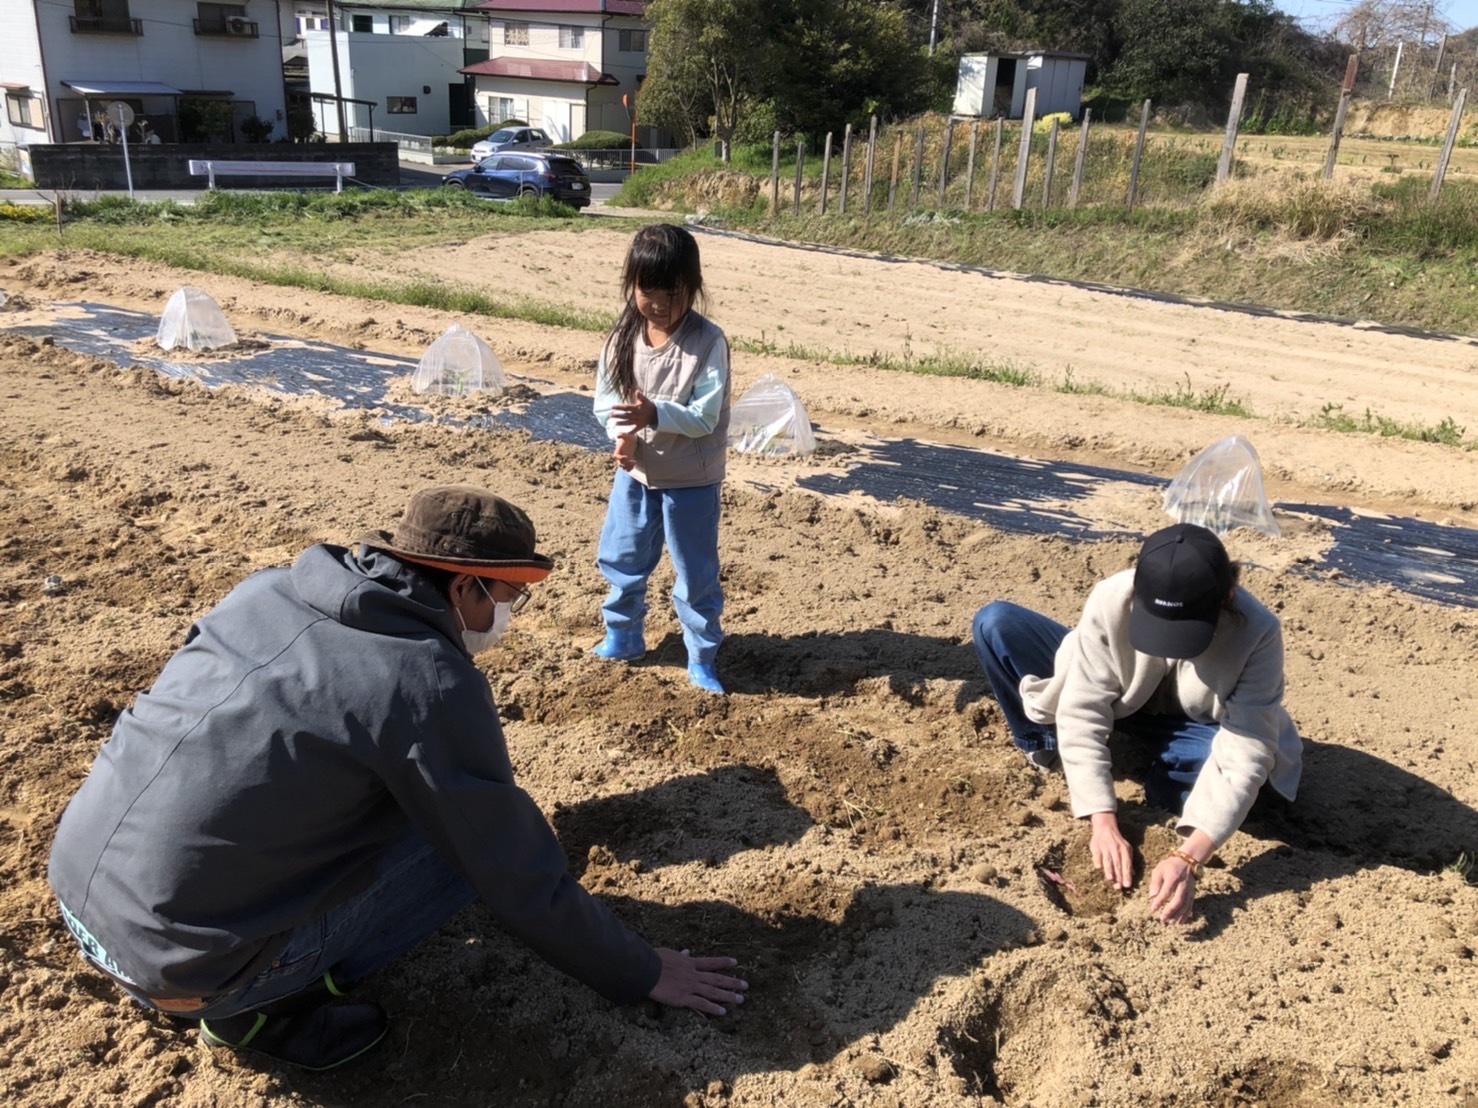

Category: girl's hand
[614, 431, 638, 471]
[1148, 857, 1197, 924]
[612, 391, 657, 432]
[648, 948, 748, 1015]
[1088, 811, 1134, 890]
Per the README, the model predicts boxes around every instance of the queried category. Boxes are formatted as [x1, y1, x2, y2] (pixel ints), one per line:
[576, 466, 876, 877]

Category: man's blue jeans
[63, 827, 477, 1021]
[971, 600, 1217, 813]
[597, 469, 723, 665]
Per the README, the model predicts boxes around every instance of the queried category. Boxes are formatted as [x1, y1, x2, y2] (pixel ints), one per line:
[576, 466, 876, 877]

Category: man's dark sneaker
[1024, 747, 1060, 772]
[200, 1001, 389, 1071]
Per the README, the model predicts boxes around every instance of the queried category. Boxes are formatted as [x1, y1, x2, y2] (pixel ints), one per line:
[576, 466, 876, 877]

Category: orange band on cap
[395, 554, 551, 584]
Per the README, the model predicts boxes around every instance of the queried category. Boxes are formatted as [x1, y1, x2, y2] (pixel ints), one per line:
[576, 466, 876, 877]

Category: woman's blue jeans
[63, 827, 477, 1021]
[971, 600, 1217, 813]
[597, 469, 723, 665]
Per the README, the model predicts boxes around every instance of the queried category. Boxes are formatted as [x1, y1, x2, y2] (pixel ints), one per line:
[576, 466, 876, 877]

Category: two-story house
[462, 0, 656, 144]
[0, 0, 289, 154]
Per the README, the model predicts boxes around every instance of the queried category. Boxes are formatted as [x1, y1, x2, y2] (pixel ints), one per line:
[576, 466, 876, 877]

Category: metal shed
[953, 51, 1089, 120]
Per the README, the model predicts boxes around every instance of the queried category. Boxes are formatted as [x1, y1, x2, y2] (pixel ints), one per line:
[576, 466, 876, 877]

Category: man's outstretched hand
[649, 948, 749, 1016]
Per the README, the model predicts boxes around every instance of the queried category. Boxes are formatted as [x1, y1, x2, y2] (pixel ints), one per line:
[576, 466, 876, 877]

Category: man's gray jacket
[48, 545, 660, 1003]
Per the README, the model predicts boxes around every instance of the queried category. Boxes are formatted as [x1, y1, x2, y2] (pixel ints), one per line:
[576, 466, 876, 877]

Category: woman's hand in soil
[612, 391, 657, 432]
[1088, 811, 1134, 890]
[1148, 858, 1196, 924]
[649, 948, 749, 1016]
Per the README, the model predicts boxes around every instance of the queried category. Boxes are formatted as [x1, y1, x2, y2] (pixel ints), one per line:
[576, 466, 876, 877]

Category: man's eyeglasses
[477, 578, 532, 614]
[509, 584, 532, 614]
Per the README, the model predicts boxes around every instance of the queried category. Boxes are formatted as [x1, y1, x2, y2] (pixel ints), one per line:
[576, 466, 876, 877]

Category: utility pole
[326, 0, 348, 140]
[929, 0, 939, 56]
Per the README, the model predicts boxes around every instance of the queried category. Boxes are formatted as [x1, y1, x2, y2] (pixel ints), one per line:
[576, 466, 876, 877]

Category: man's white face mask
[457, 578, 512, 654]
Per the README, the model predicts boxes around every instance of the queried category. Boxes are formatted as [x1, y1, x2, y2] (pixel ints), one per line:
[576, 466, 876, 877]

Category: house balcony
[69, 15, 143, 34]
[194, 18, 260, 38]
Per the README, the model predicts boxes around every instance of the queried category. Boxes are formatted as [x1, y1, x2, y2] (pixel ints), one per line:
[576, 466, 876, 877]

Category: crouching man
[48, 485, 746, 1071]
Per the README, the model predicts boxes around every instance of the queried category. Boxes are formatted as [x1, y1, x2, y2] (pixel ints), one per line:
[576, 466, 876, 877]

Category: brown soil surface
[1, 237, 1477, 1108]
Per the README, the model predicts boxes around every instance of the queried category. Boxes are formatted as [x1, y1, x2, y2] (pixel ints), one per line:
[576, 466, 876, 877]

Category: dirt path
[1, 237, 1477, 1108]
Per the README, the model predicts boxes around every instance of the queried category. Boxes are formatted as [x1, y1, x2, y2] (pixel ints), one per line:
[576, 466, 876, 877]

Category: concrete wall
[27, 142, 400, 189]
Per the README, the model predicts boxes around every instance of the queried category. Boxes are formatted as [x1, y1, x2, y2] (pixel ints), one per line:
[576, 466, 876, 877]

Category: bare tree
[1333, 0, 1453, 50]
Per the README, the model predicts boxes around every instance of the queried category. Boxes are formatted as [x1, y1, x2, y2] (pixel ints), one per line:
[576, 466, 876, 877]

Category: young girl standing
[591, 224, 732, 694]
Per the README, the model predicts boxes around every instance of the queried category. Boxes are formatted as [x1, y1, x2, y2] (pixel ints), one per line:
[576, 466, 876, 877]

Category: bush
[433, 120, 528, 149]
[553, 130, 638, 150]
[0, 202, 49, 223]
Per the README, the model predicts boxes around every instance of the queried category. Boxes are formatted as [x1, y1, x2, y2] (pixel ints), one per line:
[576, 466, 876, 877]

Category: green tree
[772, 0, 934, 130]
[1103, 0, 1228, 104]
[644, 0, 777, 161]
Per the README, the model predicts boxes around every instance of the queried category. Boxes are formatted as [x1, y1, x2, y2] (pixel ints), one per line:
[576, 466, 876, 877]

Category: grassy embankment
[1, 126, 1475, 446]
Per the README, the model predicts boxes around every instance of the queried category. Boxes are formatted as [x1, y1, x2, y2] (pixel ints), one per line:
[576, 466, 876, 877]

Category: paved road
[0, 165, 624, 209]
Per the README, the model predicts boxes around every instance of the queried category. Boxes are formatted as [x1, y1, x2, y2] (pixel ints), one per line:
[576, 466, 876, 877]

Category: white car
[469, 126, 552, 161]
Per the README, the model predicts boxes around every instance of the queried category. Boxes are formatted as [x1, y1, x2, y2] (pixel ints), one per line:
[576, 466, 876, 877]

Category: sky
[1273, 0, 1478, 34]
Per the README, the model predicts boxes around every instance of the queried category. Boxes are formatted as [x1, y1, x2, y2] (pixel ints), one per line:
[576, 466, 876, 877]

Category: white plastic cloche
[412, 324, 505, 397]
[1163, 434, 1280, 538]
[729, 373, 816, 457]
[156, 286, 236, 351]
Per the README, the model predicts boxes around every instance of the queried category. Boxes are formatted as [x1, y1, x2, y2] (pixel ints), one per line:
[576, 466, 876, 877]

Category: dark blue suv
[443, 151, 592, 209]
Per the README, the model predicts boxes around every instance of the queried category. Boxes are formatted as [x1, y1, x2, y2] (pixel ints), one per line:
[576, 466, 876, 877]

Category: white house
[463, 0, 655, 144]
[953, 52, 1089, 121]
[300, 2, 492, 138]
[0, 0, 289, 153]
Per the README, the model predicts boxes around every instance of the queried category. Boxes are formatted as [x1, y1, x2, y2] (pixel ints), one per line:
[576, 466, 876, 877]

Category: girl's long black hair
[602, 224, 706, 401]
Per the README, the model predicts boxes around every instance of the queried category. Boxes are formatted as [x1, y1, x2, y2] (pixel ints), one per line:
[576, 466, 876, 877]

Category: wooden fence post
[887, 130, 903, 214]
[1126, 99, 1150, 213]
[839, 122, 853, 214]
[986, 117, 1004, 212]
[1068, 108, 1091, 209]
[820, 131, 833, 215]
[770, 130, 781, 214]
[1432, 33, 1448, 100]
[1389, 41, 1404, 98]
[964, 118, 980, 209]
[1324, 56, 1359, 180]
[1431, 87, 1468, 201]
[792, 137, 805, 215]
[1216, 73, 1249, 185]
[1042, 117, 1059, 207]
[1011, 87, 1038, 210]
[937, 117, 954, 206]
[863, 115, 878, 216]
[910, 121, 926, 208]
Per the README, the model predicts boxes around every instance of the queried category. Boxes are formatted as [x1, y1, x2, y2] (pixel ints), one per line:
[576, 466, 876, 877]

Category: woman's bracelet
[1168, 848, 1204, 878]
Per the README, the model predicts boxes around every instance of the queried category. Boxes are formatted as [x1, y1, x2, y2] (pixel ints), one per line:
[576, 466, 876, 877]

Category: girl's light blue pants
[597, 469, 723, 665]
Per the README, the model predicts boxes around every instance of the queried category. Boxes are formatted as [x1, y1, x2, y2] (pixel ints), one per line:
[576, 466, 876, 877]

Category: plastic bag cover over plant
[1163, 434, 1281, 537]
[156, 287, 237, 351]
[412, 325, 506, 397]
[730, 373, 817, 457]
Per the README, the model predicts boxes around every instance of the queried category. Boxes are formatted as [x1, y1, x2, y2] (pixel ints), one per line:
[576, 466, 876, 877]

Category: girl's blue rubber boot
[592, 628, 646, 661]
[688, 661, 725, 695]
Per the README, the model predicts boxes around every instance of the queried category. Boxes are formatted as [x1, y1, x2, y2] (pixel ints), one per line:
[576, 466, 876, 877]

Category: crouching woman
[971, 523, 1302, 924]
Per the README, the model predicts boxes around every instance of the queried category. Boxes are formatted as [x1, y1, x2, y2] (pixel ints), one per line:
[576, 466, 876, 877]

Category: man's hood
[289, 543, 462, 646]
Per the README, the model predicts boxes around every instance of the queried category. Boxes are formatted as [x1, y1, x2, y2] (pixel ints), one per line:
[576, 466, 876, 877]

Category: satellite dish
[106, 101, 135, 128]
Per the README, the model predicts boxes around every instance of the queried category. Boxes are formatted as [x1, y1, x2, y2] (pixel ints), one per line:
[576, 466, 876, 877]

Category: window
[71, 0, 140, 34]
[389, 14, 409, 33]
[491, 96, 514, 121]
[618, 28, 647, 53]
[351, 13, 372, 33]
[5, 91, 41, 130]
[559, 25, 583, 49]
[504, 21, 528, 46]
[387, 96, 417, 114]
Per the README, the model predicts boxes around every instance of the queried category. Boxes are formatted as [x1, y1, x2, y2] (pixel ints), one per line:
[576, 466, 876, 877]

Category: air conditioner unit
[225, 16, 250, 35]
